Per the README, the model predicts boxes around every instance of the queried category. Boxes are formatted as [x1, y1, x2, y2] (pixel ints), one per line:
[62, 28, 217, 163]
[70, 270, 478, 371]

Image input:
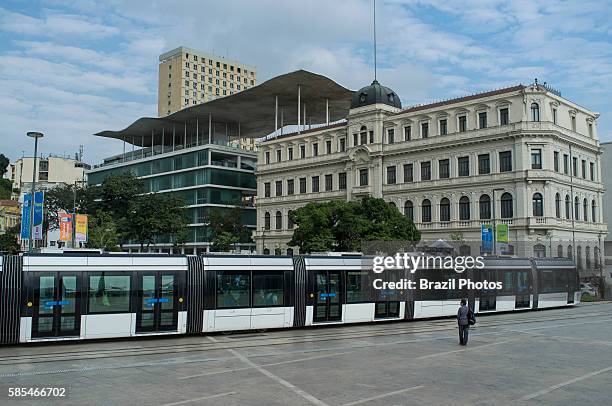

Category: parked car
[580, 282, 598, 297]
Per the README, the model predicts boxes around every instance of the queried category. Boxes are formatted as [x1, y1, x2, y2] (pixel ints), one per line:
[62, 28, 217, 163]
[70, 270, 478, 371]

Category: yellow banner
[75, 214, 88, 242]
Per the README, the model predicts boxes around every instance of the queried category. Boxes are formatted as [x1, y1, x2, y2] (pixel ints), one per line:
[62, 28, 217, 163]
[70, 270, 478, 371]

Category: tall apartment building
[158, 46, 257, 117]
[256, 77, 607, 276]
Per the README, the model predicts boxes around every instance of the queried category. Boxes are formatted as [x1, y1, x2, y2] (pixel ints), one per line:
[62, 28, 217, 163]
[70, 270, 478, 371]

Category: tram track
[0, 308, 609, 367]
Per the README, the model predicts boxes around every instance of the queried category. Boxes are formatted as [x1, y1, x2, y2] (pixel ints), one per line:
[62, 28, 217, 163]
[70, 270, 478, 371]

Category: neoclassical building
[255, 77, 606, 273]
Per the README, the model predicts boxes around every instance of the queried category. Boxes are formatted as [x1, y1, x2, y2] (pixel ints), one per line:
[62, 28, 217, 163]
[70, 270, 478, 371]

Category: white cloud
[0, 7, 119, 39]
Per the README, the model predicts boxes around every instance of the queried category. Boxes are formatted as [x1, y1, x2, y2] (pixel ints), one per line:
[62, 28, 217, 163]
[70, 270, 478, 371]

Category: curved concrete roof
[95, 70, 354, 145]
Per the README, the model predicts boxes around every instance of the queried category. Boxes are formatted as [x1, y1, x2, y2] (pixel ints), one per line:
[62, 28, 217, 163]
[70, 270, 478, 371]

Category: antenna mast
[374, 0, 377, 81]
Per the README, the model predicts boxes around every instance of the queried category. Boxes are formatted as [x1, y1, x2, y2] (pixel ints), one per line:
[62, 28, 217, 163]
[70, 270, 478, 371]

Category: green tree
[0, 154, 9, 177]
[44, 183, 98, 231]
[289, 197, 420, 253]
[208, 205, 252, 251]
[0, 179, 12, 200]
[127, 193, 188, 250]
[0, 224, 20, 254]
[212, 231, 239, 252]
[86, 211, 120, 251]
[97, 173, 144, 246]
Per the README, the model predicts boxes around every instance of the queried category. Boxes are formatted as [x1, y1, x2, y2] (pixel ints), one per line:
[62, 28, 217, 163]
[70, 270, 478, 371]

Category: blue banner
[481, 224, 493, 254]
[20, 194, 32, 239]
[33, 191, 44, 240]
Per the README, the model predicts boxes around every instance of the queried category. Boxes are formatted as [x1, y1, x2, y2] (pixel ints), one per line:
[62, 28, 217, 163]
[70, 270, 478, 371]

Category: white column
[297, 84, 301, 134]
[275, 95, 278, 133]
[161, 128, 165, 154]
[208, 113, 212, 144]
[122, 139, 126, 162]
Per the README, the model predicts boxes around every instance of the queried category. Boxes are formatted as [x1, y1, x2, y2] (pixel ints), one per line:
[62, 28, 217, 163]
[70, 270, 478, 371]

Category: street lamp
[491, 188, 505, 256]
[26, 131, 43, 252]
[261, 226, 266, 255]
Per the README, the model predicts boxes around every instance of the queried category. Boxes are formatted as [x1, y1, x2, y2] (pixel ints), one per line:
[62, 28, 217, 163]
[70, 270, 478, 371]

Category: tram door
[567, 270, 576, 304]
[136, 272, 179, 333]
[32, 273, 81, 338]
[313, 271, 342, 322]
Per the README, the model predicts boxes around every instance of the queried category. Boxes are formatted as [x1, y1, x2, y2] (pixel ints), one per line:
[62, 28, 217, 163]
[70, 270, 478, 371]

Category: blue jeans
[459, 324, 469, 345]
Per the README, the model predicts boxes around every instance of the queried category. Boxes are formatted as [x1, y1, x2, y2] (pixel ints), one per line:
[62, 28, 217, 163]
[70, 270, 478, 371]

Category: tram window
[88, 275, 131, 313]
[217, 271, 250, 308]
[253, 272, 284, 307]
[419, 269, 445, 300]
[347, 271, 369, 303]
[445, 270, 466, 299]
[480, 270, 497, 293]
[517, 271, 530, 294]
[541, 270, 555, 293]
[500, 271, 514, 294]
[554, 271, 568, 292]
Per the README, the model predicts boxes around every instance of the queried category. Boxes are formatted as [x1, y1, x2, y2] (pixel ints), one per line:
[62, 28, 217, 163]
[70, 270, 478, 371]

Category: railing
[92, 140, 257, 170]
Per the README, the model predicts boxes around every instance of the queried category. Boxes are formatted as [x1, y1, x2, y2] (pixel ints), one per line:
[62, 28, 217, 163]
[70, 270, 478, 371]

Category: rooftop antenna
[374, 0, 377, 81]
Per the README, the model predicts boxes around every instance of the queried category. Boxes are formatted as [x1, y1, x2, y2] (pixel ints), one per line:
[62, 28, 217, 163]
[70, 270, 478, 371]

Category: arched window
[567, 245, 573, 259]
[586, 246, 591, 269]
[440, 198, 450, 222]
[479, 194, 491, 220]
[264, 212, 271, 230]
[275, 211, 282, 230]
[501, 192, 513, 218]
[287, 210, 294, 229]
[422, 199, 432, 223]
[594, 247, 600, 268]
[532, 193, 543, 217]
[557, 245, 563, 258]
[555, 193, 561, 218]
[404, 200, 414, 220]
[459, 196, 470, 220]
[592, 200, 597, 222]
[534, 244, 546, 258]
[576, 246, 582, 269]
[531, 102, 540, 122]
[389, 201, 397, 210]
[263, 248, 270, 255]
[287, 248, 294, 256]
[274, 248, 282, 256]
[565, 195, 571, 219]
[574, 197, 580, 220]
[583, 198, 588, 221]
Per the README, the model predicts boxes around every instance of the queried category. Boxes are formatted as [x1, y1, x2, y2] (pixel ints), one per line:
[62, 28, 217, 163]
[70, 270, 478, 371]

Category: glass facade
[87, 147, 257, 249]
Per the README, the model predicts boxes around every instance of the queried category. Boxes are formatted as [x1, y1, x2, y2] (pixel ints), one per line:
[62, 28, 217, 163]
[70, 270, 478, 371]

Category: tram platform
[1, 302, 611, 405]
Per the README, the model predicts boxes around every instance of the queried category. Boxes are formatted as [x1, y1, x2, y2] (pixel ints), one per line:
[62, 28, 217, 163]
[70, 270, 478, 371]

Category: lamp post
[26, 132, 43, 252]
[491, 188, 505, 256]
[261, 226, 266, 255]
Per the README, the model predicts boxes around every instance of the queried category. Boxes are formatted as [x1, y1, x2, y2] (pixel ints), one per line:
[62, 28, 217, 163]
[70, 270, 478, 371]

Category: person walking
[457, 299, 470, 345]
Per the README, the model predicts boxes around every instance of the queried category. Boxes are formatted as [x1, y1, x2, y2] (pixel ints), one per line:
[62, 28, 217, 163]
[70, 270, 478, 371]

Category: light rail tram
[0, 253, 579, 344]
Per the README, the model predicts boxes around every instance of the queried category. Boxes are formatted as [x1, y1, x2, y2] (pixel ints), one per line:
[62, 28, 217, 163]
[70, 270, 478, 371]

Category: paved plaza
[1, 303, 611, 405]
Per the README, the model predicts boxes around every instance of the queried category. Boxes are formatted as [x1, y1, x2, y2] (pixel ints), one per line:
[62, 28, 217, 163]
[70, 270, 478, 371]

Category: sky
[1, 0, 611, 165]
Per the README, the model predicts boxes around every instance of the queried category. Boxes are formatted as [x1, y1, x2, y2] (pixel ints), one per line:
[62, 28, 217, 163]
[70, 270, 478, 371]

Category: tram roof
[95, 70, 354, 146]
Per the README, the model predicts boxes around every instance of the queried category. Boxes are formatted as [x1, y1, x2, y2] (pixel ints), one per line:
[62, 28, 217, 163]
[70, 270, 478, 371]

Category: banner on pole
[481, 224, 493, 254]
[75, 214, 88, 242]
[59, 213, 73, 242]
[496, 223, 509, 254]
[20, 195, 32, 239]
[33, 191, 44, 240]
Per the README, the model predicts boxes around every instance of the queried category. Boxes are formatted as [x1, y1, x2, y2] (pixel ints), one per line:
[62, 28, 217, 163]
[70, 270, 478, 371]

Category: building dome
[351, 79, 401, 109]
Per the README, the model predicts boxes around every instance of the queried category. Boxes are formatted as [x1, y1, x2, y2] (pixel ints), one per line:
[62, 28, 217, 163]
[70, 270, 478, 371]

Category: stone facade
[255, 82, 606, 272]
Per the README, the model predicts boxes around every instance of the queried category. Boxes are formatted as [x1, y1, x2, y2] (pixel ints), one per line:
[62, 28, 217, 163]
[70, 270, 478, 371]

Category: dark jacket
[457, 304, 469, 326]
